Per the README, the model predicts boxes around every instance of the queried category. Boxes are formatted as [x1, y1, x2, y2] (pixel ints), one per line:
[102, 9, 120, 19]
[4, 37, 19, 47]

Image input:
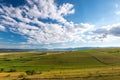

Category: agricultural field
[0, 48, 120, 80]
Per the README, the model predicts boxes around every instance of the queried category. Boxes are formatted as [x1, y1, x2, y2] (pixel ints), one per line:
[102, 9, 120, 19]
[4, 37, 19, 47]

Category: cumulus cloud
[0, 0, 93, 44]
[93, 23, 120, 40]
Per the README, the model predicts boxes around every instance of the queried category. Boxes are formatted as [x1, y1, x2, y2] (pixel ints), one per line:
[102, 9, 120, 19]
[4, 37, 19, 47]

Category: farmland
[0, 48, 120, 80]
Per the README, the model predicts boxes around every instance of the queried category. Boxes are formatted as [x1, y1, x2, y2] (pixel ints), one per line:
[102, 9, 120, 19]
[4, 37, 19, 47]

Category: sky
[0, 0, 120, 49]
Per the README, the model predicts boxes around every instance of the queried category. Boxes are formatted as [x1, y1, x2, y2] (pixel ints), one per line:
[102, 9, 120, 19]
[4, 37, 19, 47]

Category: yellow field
[0, 67, 119, 80]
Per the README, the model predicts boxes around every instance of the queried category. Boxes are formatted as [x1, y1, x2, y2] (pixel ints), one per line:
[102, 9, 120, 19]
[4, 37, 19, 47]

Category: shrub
[20, 78, 29, 80]
[8, 69, 16, 72]
[0, 68, 4, 72]
[18, 74, 27, 80]
[18, 74, 26, 78]
[25, 70, 36, 75]
[5, 74, 10, 77]
[4, 59, 11, 61]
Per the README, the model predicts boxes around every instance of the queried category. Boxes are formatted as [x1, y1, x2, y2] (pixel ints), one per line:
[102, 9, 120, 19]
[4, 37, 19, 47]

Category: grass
[0, 48, 120, 79]
[0, 50, 107, 71]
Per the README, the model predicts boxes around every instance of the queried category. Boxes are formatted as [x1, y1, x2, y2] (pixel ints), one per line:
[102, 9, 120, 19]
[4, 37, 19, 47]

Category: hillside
[0, 48, 120, 79]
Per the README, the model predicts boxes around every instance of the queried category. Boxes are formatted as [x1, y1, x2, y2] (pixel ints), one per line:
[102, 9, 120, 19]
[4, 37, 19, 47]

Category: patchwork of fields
[0, 48, 120, 80]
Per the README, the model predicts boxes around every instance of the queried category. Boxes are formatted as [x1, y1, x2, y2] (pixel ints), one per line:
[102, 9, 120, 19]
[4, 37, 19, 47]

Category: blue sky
[0, 0, 120, 49]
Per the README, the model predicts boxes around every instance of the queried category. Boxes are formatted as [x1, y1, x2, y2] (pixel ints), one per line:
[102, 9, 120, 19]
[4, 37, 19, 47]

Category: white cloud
[0, 25, 6, 31]
[115, 11, 120, 15]
[58, 3, 75, 16]
[92, 23, 120, 40]
[0, 0, 93, 44]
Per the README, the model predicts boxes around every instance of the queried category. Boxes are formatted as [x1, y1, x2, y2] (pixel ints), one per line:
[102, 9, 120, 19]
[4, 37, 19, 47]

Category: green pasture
[0, 48, 120, 79]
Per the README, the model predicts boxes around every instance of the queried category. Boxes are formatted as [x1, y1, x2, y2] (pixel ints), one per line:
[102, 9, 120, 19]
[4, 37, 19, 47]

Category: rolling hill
[0, 48, 120, 79]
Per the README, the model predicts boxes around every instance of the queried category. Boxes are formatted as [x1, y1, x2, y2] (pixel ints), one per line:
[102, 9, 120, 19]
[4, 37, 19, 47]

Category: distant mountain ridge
[0, 47, 99, 52]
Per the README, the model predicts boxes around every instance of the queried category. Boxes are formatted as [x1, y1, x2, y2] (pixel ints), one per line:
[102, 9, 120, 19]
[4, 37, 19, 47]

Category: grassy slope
[0, 48, 120, 79]
[0, 50, 107, 71]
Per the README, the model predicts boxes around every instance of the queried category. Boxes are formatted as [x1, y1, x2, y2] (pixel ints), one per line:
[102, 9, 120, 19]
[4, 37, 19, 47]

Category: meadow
[0, 48, 120, 80]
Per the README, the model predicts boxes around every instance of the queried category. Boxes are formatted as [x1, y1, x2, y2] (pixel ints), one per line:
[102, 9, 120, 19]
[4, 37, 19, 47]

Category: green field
[0, 48, 120, 80]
